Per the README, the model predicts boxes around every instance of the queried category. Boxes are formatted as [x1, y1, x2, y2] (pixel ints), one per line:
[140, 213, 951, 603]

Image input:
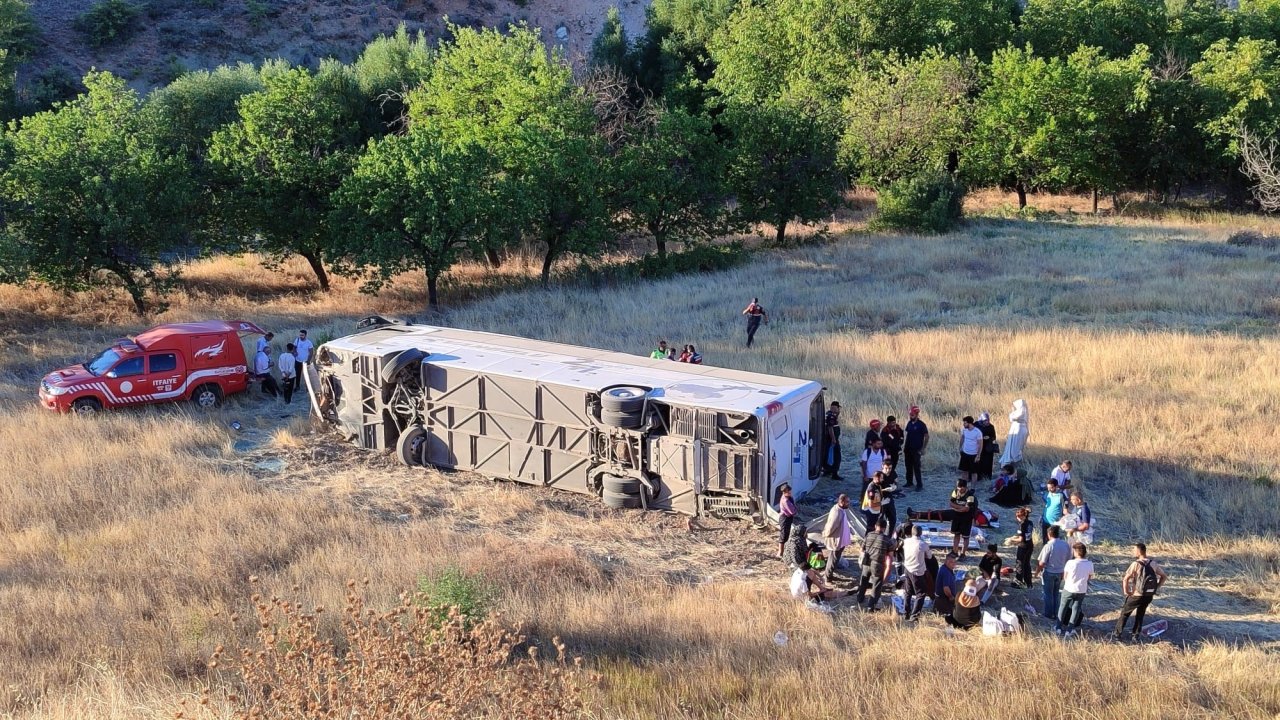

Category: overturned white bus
[304, 319, 826, 521]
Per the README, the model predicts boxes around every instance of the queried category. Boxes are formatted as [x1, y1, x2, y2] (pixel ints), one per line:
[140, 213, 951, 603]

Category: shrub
[76, 0, 141, 48]
[416, 565, 493, 627]
[188, 578, 586, 720]
[631, 242, 750, 280]
[872, 173, 966, 233]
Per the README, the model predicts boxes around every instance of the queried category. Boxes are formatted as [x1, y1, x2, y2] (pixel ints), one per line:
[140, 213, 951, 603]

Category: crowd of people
[647, 339, 704, 364]
[252, 329, 314, 405]
[787, 400, 1169, 643]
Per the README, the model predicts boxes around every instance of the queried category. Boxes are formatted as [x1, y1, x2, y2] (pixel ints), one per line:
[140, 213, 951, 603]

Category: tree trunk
[426, 270, 439, 310]
[1016, 184, 1027, 209]
[108, 265, 148, 315]
[655, 234, 668, 258]
[484, 247, 502, 269]
[540, 246, 555, 287]
[300, 251, 331, 292]
[774, 220, 787, 245]
[1092, 189, 1099, 214]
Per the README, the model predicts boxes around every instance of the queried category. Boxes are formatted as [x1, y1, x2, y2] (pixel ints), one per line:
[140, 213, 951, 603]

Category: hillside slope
[21, 0, 647, 88]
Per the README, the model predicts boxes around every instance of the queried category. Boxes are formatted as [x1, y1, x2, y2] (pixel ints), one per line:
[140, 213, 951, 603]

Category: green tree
[619, 105, 729, 257]
[0, 72, 195, 314]
[410, 25, 615, 284]
[724, 100, 843, 244]
[840, 49, 978, 187]
[628, 0, 738, 107]
[209, 65, 365, 291]
[351, 24, 433, 131]
[591, 7, 632, 73]
[1192, 37, 1280, 154]
[1019, 0, 1167, 58]
[968, 45, 1151, 209]
[146, 61, 272, 167]
[332, 130, 494, 309]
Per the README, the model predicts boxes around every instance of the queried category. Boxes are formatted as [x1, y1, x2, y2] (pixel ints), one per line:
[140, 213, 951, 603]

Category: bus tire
[601, 408, 643, 429]
[381, 349, 426, 385]
[600, 385, 649, 414]
[602, 474, 642, 495]
[602, 489, 642, 510]
[396, 425, 427, 467]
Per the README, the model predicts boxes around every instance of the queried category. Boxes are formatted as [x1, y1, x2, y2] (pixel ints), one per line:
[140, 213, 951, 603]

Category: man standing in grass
[821, 401, 843, 480]
[949, 477, 977, 559]
[882, 415, 904, 473]
[958, 415, 983, 486]
[903, 405, 928, 490]
[901, 524, 931, 621]
[1114, 543, 1167, 641]
[822, 494, 854, 581]
[856, 517, 893, 611]
[294, 329, 313, 380]
[1036, 525, 1071, 620]
[1042, 479, 1066, 543]
[1056, 542, 1093, 637]
[742, 297, 768, 347]
[278, 342, 297, 405]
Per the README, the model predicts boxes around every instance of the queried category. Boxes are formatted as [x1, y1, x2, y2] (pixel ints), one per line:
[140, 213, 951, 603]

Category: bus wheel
[602, 489, 642, 510]
[600, 385, 649, 414]
[601, 408, 643, 429]
[396, 425, 426, 467]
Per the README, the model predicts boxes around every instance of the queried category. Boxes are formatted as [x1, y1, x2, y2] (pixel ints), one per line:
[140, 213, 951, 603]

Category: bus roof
[324, 323, 822, 415]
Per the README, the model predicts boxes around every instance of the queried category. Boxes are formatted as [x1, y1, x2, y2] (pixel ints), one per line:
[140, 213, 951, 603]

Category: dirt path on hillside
[228, 411, 1280, 650]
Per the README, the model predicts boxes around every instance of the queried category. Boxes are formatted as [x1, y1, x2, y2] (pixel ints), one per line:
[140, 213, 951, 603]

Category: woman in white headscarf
[999, 399, 1029, 466]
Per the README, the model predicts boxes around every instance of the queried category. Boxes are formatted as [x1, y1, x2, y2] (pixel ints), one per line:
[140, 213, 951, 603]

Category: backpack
[1137, 559, 1160, 596]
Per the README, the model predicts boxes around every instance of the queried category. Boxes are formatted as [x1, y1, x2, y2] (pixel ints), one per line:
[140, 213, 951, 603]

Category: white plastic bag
[789, 569, 808, 599]
[999, 607, 1022, 634]
[982, 610, 1002, 636]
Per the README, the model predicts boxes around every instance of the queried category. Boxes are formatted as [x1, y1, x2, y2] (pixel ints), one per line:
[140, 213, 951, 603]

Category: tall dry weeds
[182, 578, 587, 720]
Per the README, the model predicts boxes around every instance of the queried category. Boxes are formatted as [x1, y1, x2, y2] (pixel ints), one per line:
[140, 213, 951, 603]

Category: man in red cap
[903, 406, 929, 490]
[864, 418, 882, 450]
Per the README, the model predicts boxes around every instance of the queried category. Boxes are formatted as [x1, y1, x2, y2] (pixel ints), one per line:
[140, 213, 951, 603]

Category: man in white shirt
[1051, 460, 1073, 490]
[1056, 542, 1094, 637]
[901, 524, 931, 621]
[278, 343, 297, 404]
[861, 438, 886, 486]
[254, 346, 279, 398]
[294, 329, 314, 380]
[958, 415, 984, 485]
[255, 332, 274, 355]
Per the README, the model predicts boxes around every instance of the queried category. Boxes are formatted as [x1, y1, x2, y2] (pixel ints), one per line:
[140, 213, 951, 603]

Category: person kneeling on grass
[790, 546, 851, 605]
[946, 578, 983, 630]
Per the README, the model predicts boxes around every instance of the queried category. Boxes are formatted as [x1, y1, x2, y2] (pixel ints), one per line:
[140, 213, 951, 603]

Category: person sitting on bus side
[649, 340, 669, 359]
[688, 345, 703, 364]
[678, 345, 693, 362]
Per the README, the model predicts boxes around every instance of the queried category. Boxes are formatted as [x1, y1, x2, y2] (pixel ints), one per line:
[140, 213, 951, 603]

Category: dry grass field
[2, 200, 1280, 718]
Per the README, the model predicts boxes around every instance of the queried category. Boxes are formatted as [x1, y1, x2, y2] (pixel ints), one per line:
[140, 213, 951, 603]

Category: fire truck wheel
[600, 385, 649, 414]
[602, 474, 643, 495]
[602, 489, 642, 510]
[191, 383, 222, 409]
[396, 425, 427, 467]
[71, 397, 102, 415]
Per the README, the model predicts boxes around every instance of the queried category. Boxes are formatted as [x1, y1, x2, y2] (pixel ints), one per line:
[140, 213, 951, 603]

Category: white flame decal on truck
[194, 339, 226, 359]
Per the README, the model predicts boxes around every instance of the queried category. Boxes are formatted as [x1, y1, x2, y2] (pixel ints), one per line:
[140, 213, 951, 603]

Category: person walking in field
[294, 329, 313, 380]
[903, 405, 929, 490]
[958, 415, 984, 486]
[254, 344, 279, 398]
[777, 484, 797, 560]
[821, 401, 843, 480]
[742, 298, 768, 347]
[1036, 525, 1071, 620]
[278, 342, 297, 404]
[822, 494, 854, 581]
[999, 399, 1029, 467]
[1114, 543, 1167, 641]
[1056, 542, 1093, 637]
